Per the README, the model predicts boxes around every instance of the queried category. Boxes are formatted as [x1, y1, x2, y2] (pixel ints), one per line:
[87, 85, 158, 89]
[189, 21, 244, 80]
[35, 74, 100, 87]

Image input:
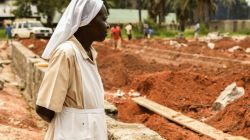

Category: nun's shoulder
[52, 42, 76, 57]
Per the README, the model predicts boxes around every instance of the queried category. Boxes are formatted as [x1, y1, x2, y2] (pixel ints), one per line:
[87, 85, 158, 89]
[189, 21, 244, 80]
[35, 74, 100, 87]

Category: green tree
[12, 0, 34, 18]
[221, 0, 237, 19]
[13, 0, 70, 27]
[172, 0, 217, 31]
[194, 0, 217, 27]
[146, 0, 171, 26]
[172, 0, 194, 31]
[35, 0, 70, 27]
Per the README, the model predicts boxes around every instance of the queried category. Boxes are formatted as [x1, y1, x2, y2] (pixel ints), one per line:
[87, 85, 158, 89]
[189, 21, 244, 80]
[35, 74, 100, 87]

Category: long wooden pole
[132, 97, 248, 140]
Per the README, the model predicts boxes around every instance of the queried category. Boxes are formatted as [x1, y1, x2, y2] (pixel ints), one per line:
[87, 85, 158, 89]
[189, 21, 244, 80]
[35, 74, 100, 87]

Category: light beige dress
[36, 36, 107, 140]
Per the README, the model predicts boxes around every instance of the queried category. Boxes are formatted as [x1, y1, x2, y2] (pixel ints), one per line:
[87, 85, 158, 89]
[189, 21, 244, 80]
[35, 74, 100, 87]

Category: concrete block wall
[210, 20, 250, 32]
[11, 41, 163, 140]
[11, 42, 47, 101]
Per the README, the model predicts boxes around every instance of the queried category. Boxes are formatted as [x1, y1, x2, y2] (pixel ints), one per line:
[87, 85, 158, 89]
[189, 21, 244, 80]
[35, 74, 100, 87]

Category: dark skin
[36, 5, 109, 123]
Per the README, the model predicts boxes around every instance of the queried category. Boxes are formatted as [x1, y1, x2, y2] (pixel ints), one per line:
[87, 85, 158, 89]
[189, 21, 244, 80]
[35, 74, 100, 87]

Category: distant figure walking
[111, 24, 122, 49]
[143, 23, 149, 38]
[147, 27, 154, 39]
[194, 22, 200, 39]
[125, 23, 132, 40]
[5, 24, 12, 44]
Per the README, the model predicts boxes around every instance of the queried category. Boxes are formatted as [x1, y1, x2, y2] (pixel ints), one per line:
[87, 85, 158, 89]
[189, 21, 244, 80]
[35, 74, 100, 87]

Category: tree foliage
[215, 0, 249, 19]
[13, 0, 250, 31]
[12, 0, 35, 18]
[170, 0, 217, 31]
[36, 0, 70, 26]
[12, 0, 70, 26]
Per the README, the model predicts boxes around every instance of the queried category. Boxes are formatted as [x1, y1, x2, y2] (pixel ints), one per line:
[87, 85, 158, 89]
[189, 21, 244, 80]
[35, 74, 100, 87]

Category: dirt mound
[188, 41, 207, 48]
[207, 94, 250, 137]
[115, 69, 250, 139]
[213, 37, 238, 50]
[145, 114, 211, 140]
[129, 71, 219, 118]
[206, 74, 250, 138]
[173, 38, 188, 44]
[238, 37, 250, 49]
[20, 39, 48, 56]
[20, 38, 250, 139]
[96, 46, 167, 90]
[114, 99, 211, 140]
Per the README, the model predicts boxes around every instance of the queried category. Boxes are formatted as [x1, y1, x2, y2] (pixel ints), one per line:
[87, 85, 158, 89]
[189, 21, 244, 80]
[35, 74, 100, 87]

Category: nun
[35, 0, 109, 139]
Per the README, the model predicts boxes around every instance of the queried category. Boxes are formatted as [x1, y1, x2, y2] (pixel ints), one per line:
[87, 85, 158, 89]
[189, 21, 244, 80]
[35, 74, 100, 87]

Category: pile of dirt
[213, 37, 238, 50]
[238, 37, 250, 49]
[96, 40, 250, 139]
[206, 74, 250, 138]
[113, 68, 250, 139]
[207, 94, 250, 137]
[95, 46, 167, 90]
[173, 38, 188, 44]
[113, 99, 211, 139]
[20, 39, 48, 56]
[22, 38, 250, 139]
[128, 71, 220, 119]
[187, 41, 206, 48]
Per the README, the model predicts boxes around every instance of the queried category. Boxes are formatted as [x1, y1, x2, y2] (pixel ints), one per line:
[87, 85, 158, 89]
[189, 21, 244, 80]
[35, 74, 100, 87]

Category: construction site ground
[1, 36, 250, 139]
[0, 41, 46, 140]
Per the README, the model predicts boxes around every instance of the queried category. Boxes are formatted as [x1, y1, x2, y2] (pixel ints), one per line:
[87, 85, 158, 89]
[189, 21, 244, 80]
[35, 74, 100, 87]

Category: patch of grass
[183, 29, 194, 38]
[230, 30, 250, 36]
[0, 28, 6, 39]
[155, 28, 178, 38]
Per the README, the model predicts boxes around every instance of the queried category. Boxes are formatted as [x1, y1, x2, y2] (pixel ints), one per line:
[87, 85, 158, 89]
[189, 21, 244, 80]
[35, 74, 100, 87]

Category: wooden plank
[132, 97, 248, 140]
[0, 60, 11, 65]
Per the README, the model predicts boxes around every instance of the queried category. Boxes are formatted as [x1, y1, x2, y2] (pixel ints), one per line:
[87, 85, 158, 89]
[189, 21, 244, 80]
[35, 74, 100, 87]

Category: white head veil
[42, 0, 103, 59]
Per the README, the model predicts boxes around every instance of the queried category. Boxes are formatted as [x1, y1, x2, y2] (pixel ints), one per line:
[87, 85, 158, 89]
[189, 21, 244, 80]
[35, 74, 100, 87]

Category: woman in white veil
[36, 0, 110, 139]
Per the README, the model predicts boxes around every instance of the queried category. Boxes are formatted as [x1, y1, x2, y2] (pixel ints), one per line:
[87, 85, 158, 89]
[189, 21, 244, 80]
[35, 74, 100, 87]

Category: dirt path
[0, 41, 46, 140]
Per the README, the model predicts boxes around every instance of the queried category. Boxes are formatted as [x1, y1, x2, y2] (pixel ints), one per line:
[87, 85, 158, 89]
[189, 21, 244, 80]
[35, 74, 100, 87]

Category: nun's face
[88, 5, 109, 41]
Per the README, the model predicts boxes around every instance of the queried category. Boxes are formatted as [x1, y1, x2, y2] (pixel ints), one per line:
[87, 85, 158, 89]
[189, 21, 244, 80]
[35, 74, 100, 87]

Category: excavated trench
[22, 37, 250, 139]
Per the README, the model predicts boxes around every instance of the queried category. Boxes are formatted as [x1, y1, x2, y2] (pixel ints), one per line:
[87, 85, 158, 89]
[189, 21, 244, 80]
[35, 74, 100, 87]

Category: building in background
[0, 0, 39, 27]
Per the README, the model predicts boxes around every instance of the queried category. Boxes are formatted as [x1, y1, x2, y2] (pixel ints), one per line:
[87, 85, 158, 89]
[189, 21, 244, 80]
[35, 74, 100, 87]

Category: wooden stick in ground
[132, 97, 248, 140]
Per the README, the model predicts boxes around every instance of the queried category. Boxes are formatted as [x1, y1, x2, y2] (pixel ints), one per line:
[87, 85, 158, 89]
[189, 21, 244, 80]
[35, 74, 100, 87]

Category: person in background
[125, 23, 132, 40]
[111, 24, 122, 49]
[194, 22, 200, 39]
[147, 27, 154, 39]
[5, 24, 12, 44]
[143, 22, 149, 38]
[35, 0, 110, 139]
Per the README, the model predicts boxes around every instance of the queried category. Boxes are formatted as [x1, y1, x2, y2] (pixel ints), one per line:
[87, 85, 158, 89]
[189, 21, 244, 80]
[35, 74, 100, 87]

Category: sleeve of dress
[36, 48, 70, 113]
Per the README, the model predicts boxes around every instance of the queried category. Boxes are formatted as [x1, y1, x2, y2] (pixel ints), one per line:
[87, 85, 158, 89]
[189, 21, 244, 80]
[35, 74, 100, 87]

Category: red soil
[22, 37, 250, 139]
[238, 37, 250, 49]
[20, 39, 48, 56]
[213, 37, 238, 50]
